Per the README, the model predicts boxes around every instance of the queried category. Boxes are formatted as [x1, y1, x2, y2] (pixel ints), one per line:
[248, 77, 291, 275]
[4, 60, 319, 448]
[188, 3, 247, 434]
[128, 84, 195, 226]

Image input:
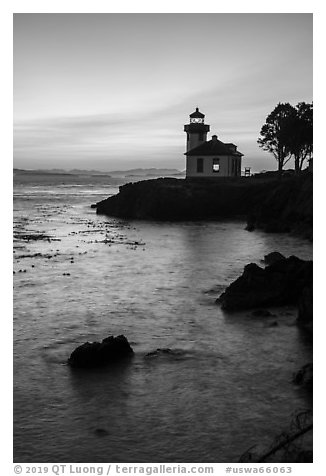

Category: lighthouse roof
[189, 107, 205, 119]
[185, 136, 243, 156]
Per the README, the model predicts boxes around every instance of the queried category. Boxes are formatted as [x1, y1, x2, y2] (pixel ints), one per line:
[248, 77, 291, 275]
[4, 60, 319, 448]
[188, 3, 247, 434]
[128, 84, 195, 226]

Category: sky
[13, 13, 313, 172]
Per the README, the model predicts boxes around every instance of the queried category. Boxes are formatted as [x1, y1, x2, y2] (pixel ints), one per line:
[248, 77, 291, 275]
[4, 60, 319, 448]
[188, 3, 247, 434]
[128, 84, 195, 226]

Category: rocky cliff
[94, 173, 312, 238]
[246, 172, 312, 239]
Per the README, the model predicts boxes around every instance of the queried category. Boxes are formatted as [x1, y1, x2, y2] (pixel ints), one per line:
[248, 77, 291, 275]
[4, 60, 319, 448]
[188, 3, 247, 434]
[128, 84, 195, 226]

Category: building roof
[185, 137, 243, 156]
[225, 143, 236, 148]
[189, 107, 205, 118]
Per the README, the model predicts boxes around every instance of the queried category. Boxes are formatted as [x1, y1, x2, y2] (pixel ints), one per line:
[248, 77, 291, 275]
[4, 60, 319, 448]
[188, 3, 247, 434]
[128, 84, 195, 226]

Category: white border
[3, 1, 323, 473]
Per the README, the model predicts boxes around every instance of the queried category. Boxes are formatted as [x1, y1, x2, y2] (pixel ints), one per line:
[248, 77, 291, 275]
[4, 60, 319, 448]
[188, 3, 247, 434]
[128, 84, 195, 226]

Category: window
[212, 158, 220, 173]
[187, 133, 189, 141]
[197, 158, 204, 173]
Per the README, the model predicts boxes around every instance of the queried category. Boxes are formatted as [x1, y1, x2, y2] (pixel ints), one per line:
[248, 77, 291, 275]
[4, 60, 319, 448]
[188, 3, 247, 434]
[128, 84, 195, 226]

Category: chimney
[212, 135, 218, 141]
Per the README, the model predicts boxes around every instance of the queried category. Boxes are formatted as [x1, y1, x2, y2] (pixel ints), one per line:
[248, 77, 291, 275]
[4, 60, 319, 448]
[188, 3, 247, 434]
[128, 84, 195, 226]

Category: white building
[184, 108, 243, 178]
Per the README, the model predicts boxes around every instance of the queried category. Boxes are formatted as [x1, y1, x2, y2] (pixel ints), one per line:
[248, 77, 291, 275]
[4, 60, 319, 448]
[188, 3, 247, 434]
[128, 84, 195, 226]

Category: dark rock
[251, 309, 274, 317]
[297, 284, 313, 328]
[144, 348, 186, 359]
[218, 256, 312, 311]
[68, 334, 134, 368]
[145, 348, 174, 358]
[295, 450, 313, 463]
[268, 321, 278, 327]
[245, 221, 255, 232]
[293, 363, 313, 391]
[264, 251, 286, 267]
[245, 173, 312, 240]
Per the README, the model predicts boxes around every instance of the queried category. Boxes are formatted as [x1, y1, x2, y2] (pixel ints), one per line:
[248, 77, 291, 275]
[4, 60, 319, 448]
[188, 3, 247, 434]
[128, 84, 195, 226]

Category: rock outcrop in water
[218, 255, 312, 312]
[293, 363, 313, 391]
[264, 251, 286, 266]
[68, 334, 134, 368]
[297, 284, 313, 332]
[94, 173, 312, 239]
[144, 348, 185, 359]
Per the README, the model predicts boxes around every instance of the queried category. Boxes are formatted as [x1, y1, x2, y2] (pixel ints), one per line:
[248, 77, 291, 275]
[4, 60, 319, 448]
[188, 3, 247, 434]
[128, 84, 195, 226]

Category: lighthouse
[184, 108, 243, 178]
[184, 107, 210, 152]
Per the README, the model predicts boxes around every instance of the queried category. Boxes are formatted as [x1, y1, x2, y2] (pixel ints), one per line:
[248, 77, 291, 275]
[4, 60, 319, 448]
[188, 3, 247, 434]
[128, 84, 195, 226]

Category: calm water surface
[13, 178, 313, 462]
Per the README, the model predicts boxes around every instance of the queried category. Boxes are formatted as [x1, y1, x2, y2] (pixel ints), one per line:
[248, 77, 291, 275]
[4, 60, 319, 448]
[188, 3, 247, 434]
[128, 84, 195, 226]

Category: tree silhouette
[258, 103, 295, 177]
[258, 102, 313, 176]
[288, 102, 313, 173]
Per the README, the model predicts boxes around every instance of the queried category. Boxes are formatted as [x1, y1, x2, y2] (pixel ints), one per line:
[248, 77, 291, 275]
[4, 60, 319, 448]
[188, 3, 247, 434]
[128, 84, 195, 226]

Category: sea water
[13, 175, 313, 462]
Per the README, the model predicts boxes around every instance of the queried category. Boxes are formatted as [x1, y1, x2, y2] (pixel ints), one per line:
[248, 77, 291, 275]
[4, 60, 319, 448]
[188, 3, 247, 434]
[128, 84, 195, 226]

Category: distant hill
[110, 168, 184, 177]
[13, 168, 73, 176]
[13, 167, 184, 177]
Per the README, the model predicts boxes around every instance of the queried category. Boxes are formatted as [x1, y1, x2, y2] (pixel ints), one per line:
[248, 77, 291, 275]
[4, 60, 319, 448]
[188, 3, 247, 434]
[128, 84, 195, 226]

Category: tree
[288, 102, 313, 173]
[258, 103, 296, 177]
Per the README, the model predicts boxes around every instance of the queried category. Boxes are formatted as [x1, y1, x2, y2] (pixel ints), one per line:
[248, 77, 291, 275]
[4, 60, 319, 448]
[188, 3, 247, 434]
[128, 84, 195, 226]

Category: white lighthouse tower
[184, 107, 210, 152]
